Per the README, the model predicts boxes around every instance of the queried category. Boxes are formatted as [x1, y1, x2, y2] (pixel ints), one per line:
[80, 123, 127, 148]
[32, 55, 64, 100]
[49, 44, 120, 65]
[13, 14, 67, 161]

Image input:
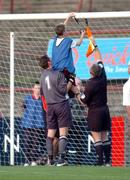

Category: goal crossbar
[0, 11, 130, 21]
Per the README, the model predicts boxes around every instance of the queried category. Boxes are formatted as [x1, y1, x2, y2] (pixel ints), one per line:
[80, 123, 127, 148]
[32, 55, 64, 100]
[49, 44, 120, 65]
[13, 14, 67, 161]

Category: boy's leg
[62, 69, 76, 98]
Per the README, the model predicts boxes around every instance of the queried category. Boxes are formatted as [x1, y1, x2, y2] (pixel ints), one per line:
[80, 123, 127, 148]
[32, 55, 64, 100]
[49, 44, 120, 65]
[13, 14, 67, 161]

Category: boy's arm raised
[64, 12, 75, 25]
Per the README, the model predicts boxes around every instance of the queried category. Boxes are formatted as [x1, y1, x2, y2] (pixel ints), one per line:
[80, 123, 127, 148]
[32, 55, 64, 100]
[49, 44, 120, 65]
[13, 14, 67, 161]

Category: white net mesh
[0, 12, 130, 166]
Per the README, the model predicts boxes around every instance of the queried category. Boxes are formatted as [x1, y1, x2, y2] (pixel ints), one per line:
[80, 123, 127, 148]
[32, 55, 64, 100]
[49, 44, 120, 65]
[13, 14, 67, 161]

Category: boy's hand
[64, 12, 75, 25]
[68, 12, 75, 19]
[80, 30, 86, 36]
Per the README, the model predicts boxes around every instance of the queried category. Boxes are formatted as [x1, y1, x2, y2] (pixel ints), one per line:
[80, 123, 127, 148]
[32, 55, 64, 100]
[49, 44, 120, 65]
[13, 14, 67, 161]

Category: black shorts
[62, 69, 76, 86]
[62, 69, 76, 98]
[46, 100, 72, 129]
[87, 105, 111, 132]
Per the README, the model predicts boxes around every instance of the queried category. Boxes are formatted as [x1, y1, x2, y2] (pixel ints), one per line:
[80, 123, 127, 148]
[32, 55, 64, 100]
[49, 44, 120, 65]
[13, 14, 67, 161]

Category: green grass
[0, 166, 130, 180]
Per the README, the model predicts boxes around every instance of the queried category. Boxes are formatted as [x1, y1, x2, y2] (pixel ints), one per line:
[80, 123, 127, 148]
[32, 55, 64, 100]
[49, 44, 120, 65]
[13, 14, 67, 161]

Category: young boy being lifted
[51, 12, 85, 98]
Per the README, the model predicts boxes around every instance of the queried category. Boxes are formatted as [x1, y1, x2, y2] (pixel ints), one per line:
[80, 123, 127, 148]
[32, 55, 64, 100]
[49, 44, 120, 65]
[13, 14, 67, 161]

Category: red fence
[112, 116, 125, 166]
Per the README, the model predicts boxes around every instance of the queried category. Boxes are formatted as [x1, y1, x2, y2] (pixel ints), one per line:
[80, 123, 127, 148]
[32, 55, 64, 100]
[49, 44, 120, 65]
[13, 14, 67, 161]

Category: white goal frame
[0, 11, 130, 20]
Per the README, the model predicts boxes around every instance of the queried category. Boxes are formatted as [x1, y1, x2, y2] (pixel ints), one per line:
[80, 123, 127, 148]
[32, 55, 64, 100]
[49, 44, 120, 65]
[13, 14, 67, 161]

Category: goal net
[0, 12, 130, 166]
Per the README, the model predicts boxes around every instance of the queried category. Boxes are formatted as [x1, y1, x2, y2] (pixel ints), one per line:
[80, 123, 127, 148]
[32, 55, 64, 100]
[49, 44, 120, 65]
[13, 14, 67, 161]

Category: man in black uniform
[39, 55, 74, 166]
[80, 37, 111, 166]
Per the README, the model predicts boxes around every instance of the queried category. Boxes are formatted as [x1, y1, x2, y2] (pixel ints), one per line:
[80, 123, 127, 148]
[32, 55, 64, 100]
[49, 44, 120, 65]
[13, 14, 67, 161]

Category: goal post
[0, 11, 130, 166]
[10, 32, 15, 165]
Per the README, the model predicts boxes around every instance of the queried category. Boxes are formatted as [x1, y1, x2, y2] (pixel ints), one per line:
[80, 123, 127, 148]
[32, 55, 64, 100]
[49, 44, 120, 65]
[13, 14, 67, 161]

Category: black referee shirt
[83, 61, 107, 109]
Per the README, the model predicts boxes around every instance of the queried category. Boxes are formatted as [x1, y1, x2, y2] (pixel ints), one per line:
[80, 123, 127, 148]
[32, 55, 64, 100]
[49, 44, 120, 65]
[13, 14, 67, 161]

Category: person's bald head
[90, 64, 102, 77]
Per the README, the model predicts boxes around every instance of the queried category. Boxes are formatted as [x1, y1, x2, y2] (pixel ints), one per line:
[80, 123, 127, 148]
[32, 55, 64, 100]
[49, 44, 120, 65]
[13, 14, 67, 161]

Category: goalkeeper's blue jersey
[52, 36, 75, 73]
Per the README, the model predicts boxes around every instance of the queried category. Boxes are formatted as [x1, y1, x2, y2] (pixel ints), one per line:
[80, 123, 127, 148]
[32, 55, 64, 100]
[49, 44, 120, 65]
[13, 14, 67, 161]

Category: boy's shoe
[56, 159, 68, 167]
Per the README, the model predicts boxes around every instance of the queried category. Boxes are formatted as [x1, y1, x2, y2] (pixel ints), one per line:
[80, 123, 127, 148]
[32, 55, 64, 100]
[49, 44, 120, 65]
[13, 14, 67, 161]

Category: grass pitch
[0, 166, 130, 180]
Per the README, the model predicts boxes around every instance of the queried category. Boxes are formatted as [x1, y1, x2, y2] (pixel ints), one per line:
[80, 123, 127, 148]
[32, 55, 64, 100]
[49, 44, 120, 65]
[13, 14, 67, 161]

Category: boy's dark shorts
[62, 68, 76, 86]
[62, 68, 76, 98]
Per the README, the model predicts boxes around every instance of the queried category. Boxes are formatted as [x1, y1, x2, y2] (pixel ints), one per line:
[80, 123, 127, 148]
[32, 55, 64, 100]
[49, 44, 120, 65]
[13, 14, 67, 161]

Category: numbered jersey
[40, 69, 68, 104]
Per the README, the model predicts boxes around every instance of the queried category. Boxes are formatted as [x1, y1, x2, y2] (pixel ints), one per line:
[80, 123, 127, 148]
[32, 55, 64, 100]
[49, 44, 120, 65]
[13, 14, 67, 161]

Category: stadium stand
[0, 0, 130, 13]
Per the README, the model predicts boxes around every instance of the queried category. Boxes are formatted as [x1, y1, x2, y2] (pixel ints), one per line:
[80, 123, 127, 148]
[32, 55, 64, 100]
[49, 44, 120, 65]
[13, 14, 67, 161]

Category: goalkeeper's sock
[59, 136, 68, 158]
[46, 137, 54, 157]
[103, 140, 111, 164]
[94, 141, 103, 165]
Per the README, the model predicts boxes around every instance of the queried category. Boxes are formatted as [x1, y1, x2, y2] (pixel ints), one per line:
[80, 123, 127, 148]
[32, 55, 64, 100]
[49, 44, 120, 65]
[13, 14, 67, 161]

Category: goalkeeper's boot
[56, 158, 68, 167]
[46, 158, 55, 166]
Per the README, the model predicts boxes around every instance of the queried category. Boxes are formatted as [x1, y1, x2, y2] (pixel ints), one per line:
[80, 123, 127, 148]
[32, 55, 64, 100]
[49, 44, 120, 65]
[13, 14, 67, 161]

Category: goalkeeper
[51, 12, 85, 98]
[79, 33, 111, 166]
[39, 55, 73, 166]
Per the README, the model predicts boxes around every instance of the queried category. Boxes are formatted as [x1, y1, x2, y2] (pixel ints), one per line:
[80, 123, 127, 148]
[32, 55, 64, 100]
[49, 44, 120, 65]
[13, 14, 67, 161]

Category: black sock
[59, 136, 68, 159]
[94, 141, 103, 165]
[103, 140, 111, 164]
[46, 137, 54, 159]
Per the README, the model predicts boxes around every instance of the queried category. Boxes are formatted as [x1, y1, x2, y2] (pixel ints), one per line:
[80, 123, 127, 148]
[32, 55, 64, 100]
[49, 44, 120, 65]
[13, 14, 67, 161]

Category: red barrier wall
[112, 116, 125, 166]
